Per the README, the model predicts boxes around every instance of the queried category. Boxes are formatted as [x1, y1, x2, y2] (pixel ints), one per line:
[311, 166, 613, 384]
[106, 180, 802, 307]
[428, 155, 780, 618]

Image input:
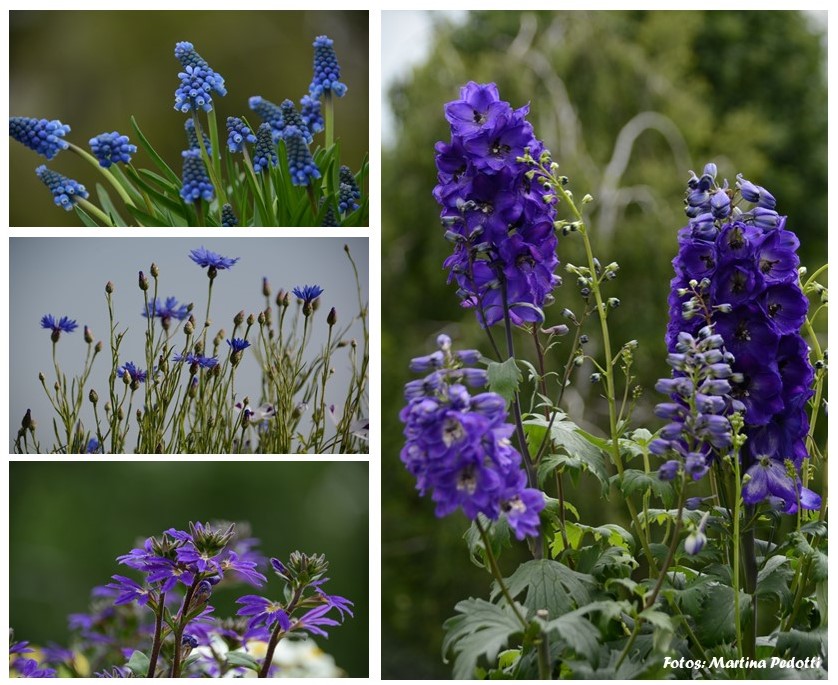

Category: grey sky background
[9, 237, 368, 453]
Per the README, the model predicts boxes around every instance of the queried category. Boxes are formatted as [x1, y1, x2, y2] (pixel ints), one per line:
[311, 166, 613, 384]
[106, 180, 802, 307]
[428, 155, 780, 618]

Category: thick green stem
[325, 92, 334, 149]
[77, 198, 115, 227]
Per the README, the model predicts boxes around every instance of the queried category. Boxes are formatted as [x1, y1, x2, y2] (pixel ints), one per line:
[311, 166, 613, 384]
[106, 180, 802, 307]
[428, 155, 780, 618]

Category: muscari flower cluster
[666, 164, 819, 512]
[400, 334, 544, 539]
[651, 327, 740, 482]
[225, 116, 256, 154]
[180, 149, 214, 204]
[185, 118, 212, 154]
[221, 203, 239, 227]
[309, 35, 348, 98]
[300, 94, 324, 134]
[285, 126, 321, 187]
[88, 131, 137, 168]
[434, 82, 561, 326]
[9, 117, 70, 160]
[338, 165, 361, 215]
[173, 41, 227, 114]
[35, 165, 88, 211]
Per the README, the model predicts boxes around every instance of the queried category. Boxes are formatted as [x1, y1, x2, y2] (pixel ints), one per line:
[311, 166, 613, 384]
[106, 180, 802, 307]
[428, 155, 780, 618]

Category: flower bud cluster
[400, 334, 544, 539]
[433, 82, 561, 327]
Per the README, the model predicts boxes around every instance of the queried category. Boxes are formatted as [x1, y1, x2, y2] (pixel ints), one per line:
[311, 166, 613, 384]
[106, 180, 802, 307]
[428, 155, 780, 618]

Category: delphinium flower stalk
[309, 35, 347, 148]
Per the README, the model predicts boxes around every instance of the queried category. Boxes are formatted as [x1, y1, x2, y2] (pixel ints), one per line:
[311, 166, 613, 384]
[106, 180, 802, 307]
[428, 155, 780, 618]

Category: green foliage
[496, 559, 595, 618]
[487, 358, 523, 404]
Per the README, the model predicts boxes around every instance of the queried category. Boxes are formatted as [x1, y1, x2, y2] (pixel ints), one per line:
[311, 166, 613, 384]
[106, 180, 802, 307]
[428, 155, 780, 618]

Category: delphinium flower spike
[252, 123, 278, 174]
[666, 163, 819, 513]
[89, 131, 137, 168]
[10, 116, 71, 159]
[433, 82, 561, 326]
[180, 149, 214, 204]
[284, 126, 321, 187]
[400, 334, 545, 539]
[35, 165, 88, 211]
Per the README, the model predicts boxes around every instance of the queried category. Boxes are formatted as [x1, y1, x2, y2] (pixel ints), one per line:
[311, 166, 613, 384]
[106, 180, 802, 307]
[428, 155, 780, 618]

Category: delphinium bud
[89, 131, 137, 168]
[10, 117, 71, 159]
[34, 165, 88, 211]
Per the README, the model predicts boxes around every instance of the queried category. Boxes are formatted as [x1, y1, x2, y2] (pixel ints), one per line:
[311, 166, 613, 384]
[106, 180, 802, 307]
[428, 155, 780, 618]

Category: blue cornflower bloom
[221, 203, 238, 227]
[248, 96, 284, 139]
[35, 165, 88, 211]
[89, 131, 136, 168]
[189, 245, 239, 270]
[86, 438, 101, 454]
[106, 575, 151, 606]
[284, 126, 321, 187]
[173, 352, 219, 369]
[143, 296, 190, 324]
[180, 149, 214, 203]
[226, 116, 257, 153]
[10, 116, 71, 159]
[117, 361, 148, 385]
[300, 94, 324, 134]
[184, 119, 212, 154]
[227, 338, 251, 353]
[309, 35, 348, 98]
[292, 284, 324, 305]
[252, 123, 278, 174]
[278, 100, 312, 144]
[338, 182, 359, 215]
[41, 314, 78, 342]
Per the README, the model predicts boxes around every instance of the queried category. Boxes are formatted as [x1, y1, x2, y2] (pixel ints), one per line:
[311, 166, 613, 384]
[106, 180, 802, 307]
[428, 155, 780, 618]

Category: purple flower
[293, 604, 340, 638]
[227, 338, 251, 353]
[188, 246, 239, 270]
[292, 284, 324, 305]
[142, 296, 190, 323]
[236, 594, 291, 632]
[106, 575, 151, 606]
[10, 116, 70, 160]
[11, 657, 57, 678]
[117, 361, 147, 385]
[89, 131, 136, 168]
[41, 314, 78, 341]
[173, 352, 219, 369]
[218, 551, 267, 587]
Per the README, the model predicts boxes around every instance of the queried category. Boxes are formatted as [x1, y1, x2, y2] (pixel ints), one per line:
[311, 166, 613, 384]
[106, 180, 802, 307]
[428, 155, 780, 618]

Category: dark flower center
[472, 110, 487, 125]
[727, 227, 745, 250]
[768, 302, 781, 317]
[730, 271, 747, 293]
[457, 467, 477, 494]
[760, 257, 779, 275]
[700, 254, 715, 269]
[735, 320, 751, 342]
[490, 139, 511, 157]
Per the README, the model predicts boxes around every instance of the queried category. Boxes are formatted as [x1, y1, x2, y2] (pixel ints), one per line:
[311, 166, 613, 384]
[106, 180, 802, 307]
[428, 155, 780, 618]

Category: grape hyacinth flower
[185, 118, 212, 154]
[309, 35, 348, 98]
[225, 116, 256, 153]
[89, 131, 137, 168]
[174, 42, 227, 94]
[338, 182, 360, 215]
[10, 116, 71, 160]
[173, 41, 226, 113]
[666, 163, 819, 513]
[35, 165, 88, 211]
[249, 96, 284, 139]
[340, 165, 361, 200]
[400, 335, 545, 539]
[180, 149, 214, 203]
[300, 93, 324, 134]
[41, 314, 78, 342]
[650, 326, 741, 481]
[433, 82, 561, 326]
[252, 123, 278, 174]
[284, 126, 321, 186]
[279, 99, 312, 144]
[221, 203, 238, 227]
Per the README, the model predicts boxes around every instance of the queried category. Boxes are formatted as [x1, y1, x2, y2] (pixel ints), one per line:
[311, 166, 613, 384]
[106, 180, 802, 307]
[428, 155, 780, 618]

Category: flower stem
[325, 92, 334, 149]
[68, 142, 135, 208]
[146, 592, 166, 677]
[476, 518, 529, 631]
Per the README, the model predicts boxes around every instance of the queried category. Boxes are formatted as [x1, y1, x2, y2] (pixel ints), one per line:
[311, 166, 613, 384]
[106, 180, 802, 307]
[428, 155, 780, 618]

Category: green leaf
[693, 582, 752, 646]
[464, 514, 512, 568]
[126, 204, 172, 227]
[226, 651, 262, 671]
[776, 626, 826, 659]
[545, 611, 600, 662]
[497, 559, 594, 619]
[96, 184, 126, 226]
[442, 598, 524, 680]
[615, 470, 674, 508]
[131, 115, 180, 185]
[74, 204, 101, 227]
[755, 555, 794, 609]
[487, 358, 522, 403]
[639, 608, 675, 654]
[125, 650, 150, 676]
[525, 413, 609, 495]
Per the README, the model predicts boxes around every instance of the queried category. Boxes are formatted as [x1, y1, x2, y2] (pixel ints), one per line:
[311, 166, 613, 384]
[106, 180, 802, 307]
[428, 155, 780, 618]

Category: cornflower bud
[327, 307, 337, 326]
[84, 325, 94, 344]
[150, 263, 159, 278]
[89, 389, 98, 404]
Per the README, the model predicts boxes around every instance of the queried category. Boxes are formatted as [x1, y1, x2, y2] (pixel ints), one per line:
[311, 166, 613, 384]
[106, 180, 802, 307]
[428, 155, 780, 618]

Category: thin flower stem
[325, 92, 334, 149]
[731, 450, 745, 664]
[192, 112, 227, 206]
[476, 518, 529, 630]
[146, 592, 166, 677]
[68, 143, 135, 208]
[170, 578, 200, 677]
[258, 587, 303, 678]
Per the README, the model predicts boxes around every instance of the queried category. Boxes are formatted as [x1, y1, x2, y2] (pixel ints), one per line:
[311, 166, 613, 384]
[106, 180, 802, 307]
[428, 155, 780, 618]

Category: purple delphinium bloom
[106, 575, 152, 606]
[142, 296, 190, 323]
[665, 164, 818, 512]
[227, 338, 251, 353]
[89, 131, 137, 168]
[434, 82, 560, 327]
[236, 595, 291, 632]
[400, 335, 544, 539]
[41, 314, 78, 341]
[10, 116, 70, 159]
[117, 361, 147, 385]
[292, 284, 324, 305]
[309, 35, 348, 98]
[189, 246, 239, 270]
[35, 165, 88, 211]
[172, 352, 218, 369]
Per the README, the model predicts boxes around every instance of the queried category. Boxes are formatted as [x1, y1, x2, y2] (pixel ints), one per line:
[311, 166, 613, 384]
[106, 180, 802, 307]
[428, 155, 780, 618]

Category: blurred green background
[10, 461, 369, 676]
[382, 10, 827, 679]
[9, 10, 369, 227]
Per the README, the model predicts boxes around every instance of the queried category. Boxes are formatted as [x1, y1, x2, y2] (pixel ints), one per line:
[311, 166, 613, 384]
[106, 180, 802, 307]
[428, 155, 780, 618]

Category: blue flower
[300, 94, 324, 134]
[340, 165, 361, 200]
[292, 284, 324, 305]
[89, 131, 137, 168]
[338, 182, 359, 215]
[117, 362, 147, 385]
[252, 123, 278, 174]
[180, 149, 214, 203]
[189, 246, 239, 270]
[35, 165, 88, 211]
[106, 574, 151, 606]
[236, 595, 291, 633]
[309, 35, 348, 98]
[221, 203, 238, 227]
[173, 41, 226, 106]
[143, 296, 190, 323]
[173, 352, 218, 369]
[184, 118, 212, 154]
[226, 116, 256, 153]
[86, 438, 101, 454]
[227, 338, 251, 353]
[278, 100, 312, 144]
[284, 126, 321, 187]
[10, 116, 71, 159]
[174, 65, 225, 114]
[10, 657, 56, 678]
[248, 96, 284, 139]
[41, 314, 78, 338]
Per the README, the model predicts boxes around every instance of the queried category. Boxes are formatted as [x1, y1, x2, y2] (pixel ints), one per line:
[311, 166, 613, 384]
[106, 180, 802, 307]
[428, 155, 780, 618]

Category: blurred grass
[10, 461, 369, 677]
[9, 10, 369, 226]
